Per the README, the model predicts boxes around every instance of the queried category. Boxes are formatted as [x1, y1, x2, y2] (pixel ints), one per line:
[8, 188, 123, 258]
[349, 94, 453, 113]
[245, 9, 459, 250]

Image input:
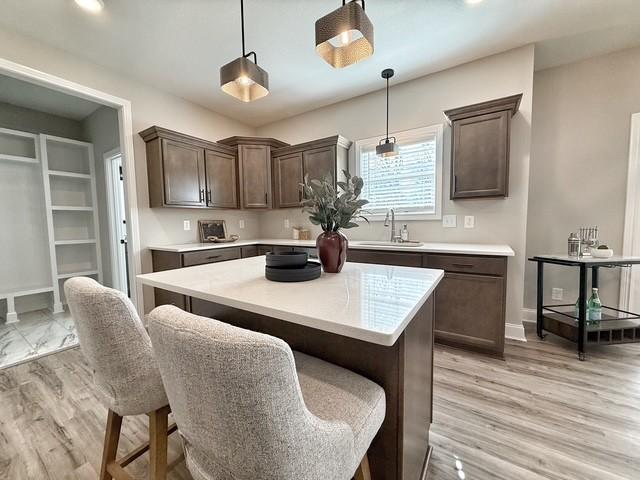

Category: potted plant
[301, 170, 369, 273]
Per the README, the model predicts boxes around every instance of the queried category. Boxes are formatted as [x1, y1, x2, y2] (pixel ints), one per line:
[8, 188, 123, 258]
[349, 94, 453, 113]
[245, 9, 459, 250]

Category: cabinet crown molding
[217, 136, 289, 149]
[444, 93, 523, 123]
[272, 135, 352, 156]
[139, 126, 236, 155]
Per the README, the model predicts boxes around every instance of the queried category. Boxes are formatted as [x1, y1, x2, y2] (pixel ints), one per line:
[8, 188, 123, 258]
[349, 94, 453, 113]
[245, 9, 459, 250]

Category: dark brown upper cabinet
[140, 126, 239, 209]
[444, 94, 522, 199]
[217, 137, 289, 209]
[205, 148, 238, 208]
[271, 136, 351, 208]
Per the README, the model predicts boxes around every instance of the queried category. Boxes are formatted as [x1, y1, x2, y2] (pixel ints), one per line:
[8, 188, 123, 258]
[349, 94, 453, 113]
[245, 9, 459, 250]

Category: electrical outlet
[284, 219, 290, 229]
[464, 216, 475, 229]
[239, 220, 245, 229]
[183, 220, 191, 231]
[551, 288, 564, 301]
[442, 215, 457, 228]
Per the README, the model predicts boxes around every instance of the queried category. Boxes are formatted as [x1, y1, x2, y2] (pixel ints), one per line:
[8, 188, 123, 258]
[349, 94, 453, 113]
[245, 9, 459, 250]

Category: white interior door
[105, 150, 129, 296]
[621, 113, 640, 312]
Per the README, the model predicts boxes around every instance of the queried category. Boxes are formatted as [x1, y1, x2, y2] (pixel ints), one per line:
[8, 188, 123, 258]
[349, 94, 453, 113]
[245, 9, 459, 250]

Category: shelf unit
[541, 304, 640, 345]
[0, 128, 55, 323]
[41, 134, 102, 312]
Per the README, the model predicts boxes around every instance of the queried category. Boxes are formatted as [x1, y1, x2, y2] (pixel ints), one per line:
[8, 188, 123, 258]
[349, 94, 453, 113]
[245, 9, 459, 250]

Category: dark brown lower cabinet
[431, 272, 505, 356]
[150, 244, 508, 356]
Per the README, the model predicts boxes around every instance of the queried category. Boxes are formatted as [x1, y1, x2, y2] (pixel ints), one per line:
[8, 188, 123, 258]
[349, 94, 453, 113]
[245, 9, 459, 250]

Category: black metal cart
[529, 254, 640, 360]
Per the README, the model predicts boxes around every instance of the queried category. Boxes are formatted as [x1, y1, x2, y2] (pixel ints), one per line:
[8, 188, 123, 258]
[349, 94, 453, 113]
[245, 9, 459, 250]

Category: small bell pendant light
[315, 0, 374, 68]
[220, 0, 269, 102]
[376, 68, 399, 158]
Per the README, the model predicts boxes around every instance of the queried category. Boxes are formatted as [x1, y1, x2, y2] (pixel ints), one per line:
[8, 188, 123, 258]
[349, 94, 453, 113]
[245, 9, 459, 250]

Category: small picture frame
[198, 220, 227, 243]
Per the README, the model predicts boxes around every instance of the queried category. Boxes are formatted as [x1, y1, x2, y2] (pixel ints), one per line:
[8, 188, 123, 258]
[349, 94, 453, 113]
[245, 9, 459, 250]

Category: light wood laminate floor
[0, 325, 638, 479]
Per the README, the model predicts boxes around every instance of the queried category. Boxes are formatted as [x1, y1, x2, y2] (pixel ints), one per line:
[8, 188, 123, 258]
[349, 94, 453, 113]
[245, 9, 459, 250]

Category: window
[354, 124, 443, 220]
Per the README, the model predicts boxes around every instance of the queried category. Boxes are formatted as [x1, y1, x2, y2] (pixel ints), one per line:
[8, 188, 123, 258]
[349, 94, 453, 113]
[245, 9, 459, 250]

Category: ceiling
[0, 73, 102, 120]
[1, 0, 639, 127]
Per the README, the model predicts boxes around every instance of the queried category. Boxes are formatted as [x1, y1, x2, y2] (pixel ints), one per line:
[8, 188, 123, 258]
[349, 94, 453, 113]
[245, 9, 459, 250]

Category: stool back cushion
[148, 305, 353, 480]
[64, 277, 167, 415]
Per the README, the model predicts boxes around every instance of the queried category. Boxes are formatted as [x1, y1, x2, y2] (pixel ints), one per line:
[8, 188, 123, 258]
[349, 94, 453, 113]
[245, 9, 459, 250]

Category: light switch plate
[551, 288, 564, 300]
[239, 220, 245, 229]
[284, 219, 290, 229]
[442, 215, 457, 228]
[464, 216, 475, 229]
[183, 220, 191, 231]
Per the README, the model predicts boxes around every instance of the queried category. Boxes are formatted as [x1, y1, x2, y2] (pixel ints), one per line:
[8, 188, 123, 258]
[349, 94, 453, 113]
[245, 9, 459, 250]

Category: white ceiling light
[465, 0, 484, 4]
[75, 0, 104, 13]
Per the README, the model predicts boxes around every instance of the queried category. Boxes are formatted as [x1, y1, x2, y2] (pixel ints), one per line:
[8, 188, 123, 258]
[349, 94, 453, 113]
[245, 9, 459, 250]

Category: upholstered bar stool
[148, 304, 386, 480]
[65, 277, 178, 480]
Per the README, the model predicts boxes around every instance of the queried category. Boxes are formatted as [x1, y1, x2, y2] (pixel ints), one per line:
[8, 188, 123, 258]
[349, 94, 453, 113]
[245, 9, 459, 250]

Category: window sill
[357, 212, 442, 222]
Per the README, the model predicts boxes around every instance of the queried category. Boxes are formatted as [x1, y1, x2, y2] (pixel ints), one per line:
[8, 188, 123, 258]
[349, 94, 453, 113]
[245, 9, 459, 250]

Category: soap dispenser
[401, 224, 409, 242]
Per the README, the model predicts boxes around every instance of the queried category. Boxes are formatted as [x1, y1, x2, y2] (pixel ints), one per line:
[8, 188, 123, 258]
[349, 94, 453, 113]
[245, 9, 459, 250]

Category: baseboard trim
[505, 322, 527, 342]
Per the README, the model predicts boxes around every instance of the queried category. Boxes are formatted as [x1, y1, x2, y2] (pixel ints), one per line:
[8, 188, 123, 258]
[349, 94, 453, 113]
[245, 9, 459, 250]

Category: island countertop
[137, 256, 444, 346]
[148, 238, 515, 257]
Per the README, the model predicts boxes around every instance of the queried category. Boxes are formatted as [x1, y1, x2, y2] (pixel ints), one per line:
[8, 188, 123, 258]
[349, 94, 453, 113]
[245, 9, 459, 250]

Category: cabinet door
[205, 149, 238, 208]
[433, 272, 505, 355]
[273, 152, 303, 208]
[303, 146, 336, 184]
[451, 110, 509, 199]
[239, 145, 271, 208]
[161, 139, 206, 206]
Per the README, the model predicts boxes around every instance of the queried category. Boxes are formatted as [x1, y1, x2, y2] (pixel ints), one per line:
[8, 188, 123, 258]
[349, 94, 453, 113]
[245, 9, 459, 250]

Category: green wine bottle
[588, 288, 602, 325]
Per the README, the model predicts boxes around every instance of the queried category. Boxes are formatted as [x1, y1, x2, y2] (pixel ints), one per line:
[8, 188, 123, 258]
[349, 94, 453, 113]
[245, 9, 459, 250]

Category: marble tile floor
[0, 309, 78, 370]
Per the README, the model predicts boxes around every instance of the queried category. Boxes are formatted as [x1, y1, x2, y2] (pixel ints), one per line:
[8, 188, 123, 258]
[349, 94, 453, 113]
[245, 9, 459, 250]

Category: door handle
[207, 190, 212, 203]
[206, 255, 222, 260]
[451, 263, 474, 269]
[199, 189, 205, 202]
[265, 192, 268, 205]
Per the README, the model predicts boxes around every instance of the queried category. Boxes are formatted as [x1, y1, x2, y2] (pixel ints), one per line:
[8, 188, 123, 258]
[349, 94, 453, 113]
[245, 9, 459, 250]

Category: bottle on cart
[588, 288, 602, 324]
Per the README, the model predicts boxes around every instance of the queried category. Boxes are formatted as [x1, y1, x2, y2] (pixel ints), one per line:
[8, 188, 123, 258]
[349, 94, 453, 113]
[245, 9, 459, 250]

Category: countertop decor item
[265, 261, 322, 282]
[591, 245, 613, 258]
[265, 251, 308, 268]
[376, 68, 399, 158]
[220, 0, 269, 102]
[302, 170, 369, 273]
[315, 0, 374, 69]
[199, 220, 236, 243]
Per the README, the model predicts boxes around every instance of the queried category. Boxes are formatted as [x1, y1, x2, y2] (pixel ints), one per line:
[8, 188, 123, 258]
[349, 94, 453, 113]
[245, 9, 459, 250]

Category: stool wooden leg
[355, 454, 371, 480]
[149, 405, 170, 480]
[100, 409, 123, 480]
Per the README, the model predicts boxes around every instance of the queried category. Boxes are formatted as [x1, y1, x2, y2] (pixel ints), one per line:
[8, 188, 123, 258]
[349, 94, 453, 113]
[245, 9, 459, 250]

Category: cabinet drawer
[347, 249, 422, 267]
[257, 245, 293, 255]
[424, 254, 506, 276]
[182, 247, 241, 267]
[240, 246, 259, 258]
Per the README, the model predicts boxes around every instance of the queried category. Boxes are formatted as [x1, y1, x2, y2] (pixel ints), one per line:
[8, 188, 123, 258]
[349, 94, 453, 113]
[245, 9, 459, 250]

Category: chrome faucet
[384, 208, 402, 242]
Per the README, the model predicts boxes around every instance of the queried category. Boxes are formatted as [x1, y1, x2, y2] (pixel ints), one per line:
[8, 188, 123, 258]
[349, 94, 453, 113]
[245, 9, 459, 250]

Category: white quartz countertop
[148, 238, 515, 256]
[137, 256, 444, 346]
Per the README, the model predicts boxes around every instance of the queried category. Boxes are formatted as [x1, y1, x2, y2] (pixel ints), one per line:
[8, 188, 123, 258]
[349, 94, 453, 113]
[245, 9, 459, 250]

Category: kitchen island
[138, 257, 444, 480]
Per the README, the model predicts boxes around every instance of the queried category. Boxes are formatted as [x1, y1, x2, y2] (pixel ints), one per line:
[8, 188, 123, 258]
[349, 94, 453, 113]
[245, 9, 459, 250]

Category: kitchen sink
[356, 241, 424, 248]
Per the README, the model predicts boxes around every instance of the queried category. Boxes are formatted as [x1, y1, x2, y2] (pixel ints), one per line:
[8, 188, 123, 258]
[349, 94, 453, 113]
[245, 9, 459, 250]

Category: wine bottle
[588, 288, 602, 325]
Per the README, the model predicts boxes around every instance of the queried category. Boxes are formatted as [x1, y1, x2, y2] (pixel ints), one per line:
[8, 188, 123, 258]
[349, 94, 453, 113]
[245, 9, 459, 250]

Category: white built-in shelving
[0, 129, 103, 322]
[40, 134, 102, 312]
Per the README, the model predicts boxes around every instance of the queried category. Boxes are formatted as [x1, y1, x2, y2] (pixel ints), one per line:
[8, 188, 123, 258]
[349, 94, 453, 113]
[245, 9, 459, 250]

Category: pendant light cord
[342, 0, 365, 9]
[385, 76, 390, 143]
[240, 0, 258, 64]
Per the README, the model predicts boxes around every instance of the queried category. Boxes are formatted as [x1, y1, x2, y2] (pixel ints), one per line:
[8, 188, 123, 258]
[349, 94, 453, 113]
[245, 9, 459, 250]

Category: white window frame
[354, 124, 444, 221]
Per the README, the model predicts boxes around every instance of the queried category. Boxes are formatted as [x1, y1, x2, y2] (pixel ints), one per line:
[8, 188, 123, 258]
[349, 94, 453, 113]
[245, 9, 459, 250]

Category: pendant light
[315, 0, 374, 68]
[376, 68, 399, 158]
[220, 0, 269, 102]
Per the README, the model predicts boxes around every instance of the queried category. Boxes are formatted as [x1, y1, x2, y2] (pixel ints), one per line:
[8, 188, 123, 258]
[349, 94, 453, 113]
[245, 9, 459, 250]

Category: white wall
[524, 46, 640, 310]
[0, 28, 260, 311]
[0, 101, 85, 140]
[257, 46, 535, 332]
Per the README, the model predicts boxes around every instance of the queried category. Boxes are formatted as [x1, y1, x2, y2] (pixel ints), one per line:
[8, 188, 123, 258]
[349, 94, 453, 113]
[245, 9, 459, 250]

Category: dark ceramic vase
[316, 230, 348, 273]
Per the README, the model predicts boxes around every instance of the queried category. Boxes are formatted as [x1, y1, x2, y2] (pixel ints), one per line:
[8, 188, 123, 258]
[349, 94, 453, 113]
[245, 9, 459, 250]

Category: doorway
[621, 112, 640, 312]
[105, 148, 130, 296]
